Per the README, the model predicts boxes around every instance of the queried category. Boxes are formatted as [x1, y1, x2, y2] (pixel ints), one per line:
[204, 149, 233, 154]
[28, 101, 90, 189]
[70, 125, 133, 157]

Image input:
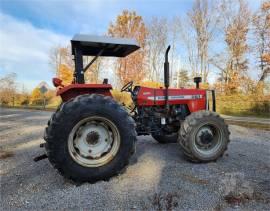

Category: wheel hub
[68, 116, 120, 167]
[86, 131, 100, 145]
[74, 122, 113, 159]
[196, 126, 214, 148]
[199, 131, 214, 145]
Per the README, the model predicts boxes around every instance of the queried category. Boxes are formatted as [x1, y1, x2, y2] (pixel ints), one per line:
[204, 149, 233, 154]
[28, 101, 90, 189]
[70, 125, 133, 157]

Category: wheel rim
[68, 116, 120, 167]
[193, 123, 222, 157]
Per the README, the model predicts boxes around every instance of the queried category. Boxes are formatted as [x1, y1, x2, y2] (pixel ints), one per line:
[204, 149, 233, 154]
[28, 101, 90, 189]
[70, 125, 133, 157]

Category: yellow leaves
[58, 64, 73, 85]
[30, 88, 43, 104]
[138, 81, 163, 88]
[108, 10, 147, 86]
[111, 80, 163, 108]
[111, 89, 133, 107]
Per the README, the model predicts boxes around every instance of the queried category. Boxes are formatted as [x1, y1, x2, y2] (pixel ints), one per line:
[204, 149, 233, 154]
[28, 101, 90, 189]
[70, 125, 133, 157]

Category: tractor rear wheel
[178, 110, 230, 162]
[44, 94, 136, 183]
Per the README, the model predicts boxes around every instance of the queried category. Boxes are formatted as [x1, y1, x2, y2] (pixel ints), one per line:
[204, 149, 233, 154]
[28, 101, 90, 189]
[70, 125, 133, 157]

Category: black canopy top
[71, 34, 140, 57]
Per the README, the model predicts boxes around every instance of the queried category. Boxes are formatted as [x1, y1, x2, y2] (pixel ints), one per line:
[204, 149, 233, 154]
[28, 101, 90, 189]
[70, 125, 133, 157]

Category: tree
[212, 0, 250, 93]
[84, 57, 102, 83]
[30, 88, 43, 105]
[169, 17, 180, 85]
[178, 0, 219, 82]
[187, 0, 220, 82]
[108, 10, 148, 85]
[177, 69, 190, 88]
[58, 64, 73, 85]
[18, 85, 30, 105]
[253, 1, 270, 82]
[50, 45, 103, 84]
[178, 17, 199, 78]
[49, 46, 74, 76]
[225, 0, 250, 92]
[0, 73, 17, 105]
[147, 17, 168, 82]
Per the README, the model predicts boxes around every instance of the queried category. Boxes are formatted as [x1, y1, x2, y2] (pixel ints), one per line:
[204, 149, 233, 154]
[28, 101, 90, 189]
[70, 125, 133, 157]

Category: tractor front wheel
[178, 110, 230, 162]
[44, 94, 136, 183]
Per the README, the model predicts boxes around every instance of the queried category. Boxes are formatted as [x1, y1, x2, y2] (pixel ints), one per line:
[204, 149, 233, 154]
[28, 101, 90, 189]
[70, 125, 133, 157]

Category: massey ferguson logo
[147, 95, 203, 101]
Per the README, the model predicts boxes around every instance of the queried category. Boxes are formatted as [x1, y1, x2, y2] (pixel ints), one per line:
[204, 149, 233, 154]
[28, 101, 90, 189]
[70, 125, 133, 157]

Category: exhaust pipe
[164, 45, 171, 110]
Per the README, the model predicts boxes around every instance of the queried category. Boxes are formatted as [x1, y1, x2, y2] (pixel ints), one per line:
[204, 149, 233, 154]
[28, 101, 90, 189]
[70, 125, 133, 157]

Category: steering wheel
[121, 81, 134, 93]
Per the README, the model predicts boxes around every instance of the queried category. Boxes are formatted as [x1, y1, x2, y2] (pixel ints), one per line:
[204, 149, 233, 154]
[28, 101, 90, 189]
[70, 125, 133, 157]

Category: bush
[251, 101, 270, 115]
[111, 89, 133, 108]
[20, 99, 30, 106]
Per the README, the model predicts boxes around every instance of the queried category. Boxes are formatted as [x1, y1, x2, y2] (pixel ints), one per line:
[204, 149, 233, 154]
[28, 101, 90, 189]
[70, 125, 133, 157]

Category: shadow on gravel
[135, 135, 270, 210]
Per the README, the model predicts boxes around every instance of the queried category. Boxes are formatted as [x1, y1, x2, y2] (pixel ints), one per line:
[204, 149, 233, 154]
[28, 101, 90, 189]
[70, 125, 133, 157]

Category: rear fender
[57, 84, 112, 102]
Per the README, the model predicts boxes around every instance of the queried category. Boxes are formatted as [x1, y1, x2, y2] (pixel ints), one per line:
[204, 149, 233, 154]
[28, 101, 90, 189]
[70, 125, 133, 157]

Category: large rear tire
[44, 94, 136, 183]
[178, 110, 230, 162]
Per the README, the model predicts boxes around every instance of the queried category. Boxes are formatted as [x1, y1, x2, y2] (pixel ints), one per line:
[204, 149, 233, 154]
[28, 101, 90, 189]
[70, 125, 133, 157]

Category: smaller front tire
[178, 110, 230, 162]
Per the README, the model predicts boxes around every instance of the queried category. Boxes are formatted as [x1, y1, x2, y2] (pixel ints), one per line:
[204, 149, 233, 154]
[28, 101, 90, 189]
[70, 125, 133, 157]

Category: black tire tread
[44, 94, 136, 183]
[178, 110, 230, 163]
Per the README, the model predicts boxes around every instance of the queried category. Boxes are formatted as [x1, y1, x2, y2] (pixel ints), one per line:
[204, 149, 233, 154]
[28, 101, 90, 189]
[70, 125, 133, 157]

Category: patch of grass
[217, 94, 270, 118]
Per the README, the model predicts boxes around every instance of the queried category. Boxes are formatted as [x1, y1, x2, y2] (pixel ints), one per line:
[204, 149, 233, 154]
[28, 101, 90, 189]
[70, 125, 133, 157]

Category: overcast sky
[0, 0, 261, 91]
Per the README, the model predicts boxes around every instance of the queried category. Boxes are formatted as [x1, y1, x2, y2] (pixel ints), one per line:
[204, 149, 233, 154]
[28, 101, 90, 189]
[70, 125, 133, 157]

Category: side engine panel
[135, 86, 207, 112]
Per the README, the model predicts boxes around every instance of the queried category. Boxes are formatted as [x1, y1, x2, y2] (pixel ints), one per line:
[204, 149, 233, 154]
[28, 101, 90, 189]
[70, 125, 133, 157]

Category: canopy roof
[71, 34, 140, 57]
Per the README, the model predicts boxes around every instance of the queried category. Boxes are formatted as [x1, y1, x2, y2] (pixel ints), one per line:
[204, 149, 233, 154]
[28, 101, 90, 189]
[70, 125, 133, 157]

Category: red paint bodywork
[57, 83, 206, 113]
[57, 84, 112, 101]
[135, 86, 206, 112]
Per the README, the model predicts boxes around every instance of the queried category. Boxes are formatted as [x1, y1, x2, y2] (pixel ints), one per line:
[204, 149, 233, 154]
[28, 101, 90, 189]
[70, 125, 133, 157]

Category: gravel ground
[0, 107, 270, 210]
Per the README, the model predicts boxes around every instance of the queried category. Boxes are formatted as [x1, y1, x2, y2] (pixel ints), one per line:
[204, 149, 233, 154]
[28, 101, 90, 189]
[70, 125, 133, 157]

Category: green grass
[216, 94, 270, 119]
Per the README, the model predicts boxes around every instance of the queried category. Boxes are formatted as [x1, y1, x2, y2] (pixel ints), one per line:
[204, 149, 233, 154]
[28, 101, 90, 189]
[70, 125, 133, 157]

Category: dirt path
[222, 114, 270, 124]
[1, 108, 270, 210]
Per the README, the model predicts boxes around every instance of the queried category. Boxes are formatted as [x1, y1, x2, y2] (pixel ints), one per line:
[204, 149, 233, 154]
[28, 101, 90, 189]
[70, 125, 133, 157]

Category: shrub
[111, 89, 133, 108]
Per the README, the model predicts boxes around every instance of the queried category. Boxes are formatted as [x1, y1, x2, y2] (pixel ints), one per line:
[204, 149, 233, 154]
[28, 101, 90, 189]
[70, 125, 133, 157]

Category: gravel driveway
[0, 108, 269, 210]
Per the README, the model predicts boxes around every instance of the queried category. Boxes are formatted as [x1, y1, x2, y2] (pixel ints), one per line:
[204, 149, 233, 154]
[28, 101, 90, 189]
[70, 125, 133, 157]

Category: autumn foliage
[108, 10, 147, 85]
[1, 3, 270, 117]
[58, 64, 73, 85]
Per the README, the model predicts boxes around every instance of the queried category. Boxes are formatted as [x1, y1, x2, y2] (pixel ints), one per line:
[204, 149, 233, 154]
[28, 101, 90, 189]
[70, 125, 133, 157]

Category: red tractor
[41, 34, 230, 183]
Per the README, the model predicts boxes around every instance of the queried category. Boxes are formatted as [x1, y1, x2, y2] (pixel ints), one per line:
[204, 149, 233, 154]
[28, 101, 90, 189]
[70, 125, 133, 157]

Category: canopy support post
[74, 47, 85, 84]
[83, 48, 105, 72]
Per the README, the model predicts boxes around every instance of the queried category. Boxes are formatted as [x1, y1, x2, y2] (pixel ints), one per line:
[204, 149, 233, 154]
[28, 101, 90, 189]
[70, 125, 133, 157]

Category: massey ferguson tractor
[40, 34, 230, 183]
